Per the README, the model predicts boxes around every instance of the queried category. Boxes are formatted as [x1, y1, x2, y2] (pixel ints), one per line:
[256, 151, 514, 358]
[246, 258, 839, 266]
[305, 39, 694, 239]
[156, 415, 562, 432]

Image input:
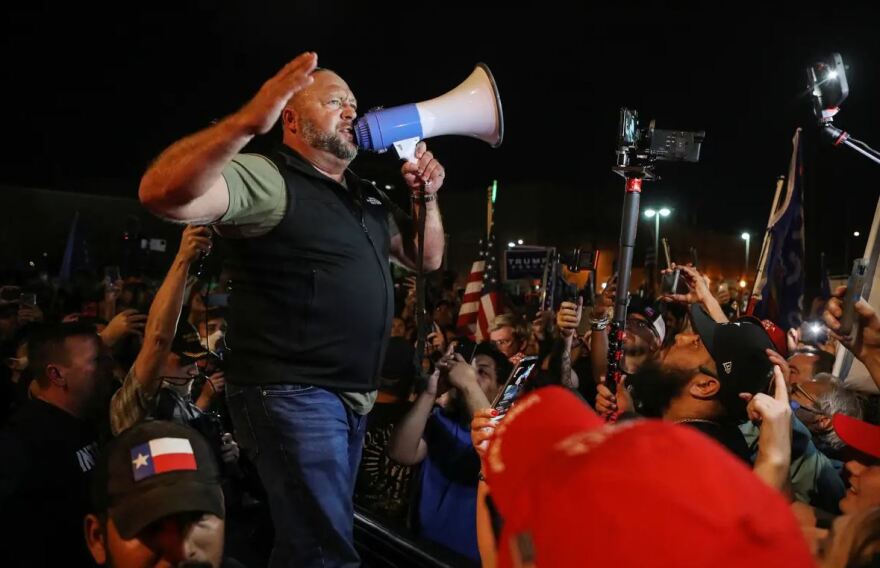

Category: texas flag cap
[92, 420, 224, 538]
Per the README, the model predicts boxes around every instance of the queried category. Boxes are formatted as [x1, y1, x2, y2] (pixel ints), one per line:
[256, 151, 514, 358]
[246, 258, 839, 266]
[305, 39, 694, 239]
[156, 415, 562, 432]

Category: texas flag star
[132, 453, 149, 470]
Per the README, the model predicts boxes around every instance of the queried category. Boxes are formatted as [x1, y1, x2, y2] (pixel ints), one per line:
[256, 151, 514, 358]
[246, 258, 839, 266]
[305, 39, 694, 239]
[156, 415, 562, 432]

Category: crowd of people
[1, 50, 879, 568]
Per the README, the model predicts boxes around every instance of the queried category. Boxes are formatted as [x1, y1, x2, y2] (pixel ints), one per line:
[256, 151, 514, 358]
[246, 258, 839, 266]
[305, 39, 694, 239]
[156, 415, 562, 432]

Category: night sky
[3, 3, 880, 277]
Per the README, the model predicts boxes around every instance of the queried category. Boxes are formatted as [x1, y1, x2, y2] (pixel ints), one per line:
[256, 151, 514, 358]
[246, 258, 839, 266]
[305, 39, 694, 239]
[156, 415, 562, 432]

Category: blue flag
[753, 129, 806, 331]
[58, 211, 90, 283]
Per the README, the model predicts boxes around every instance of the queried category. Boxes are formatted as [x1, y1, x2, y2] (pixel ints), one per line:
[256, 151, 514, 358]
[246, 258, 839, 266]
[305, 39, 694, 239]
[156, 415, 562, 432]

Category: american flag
[750, 129, 805, 330]
[456, 229, 500, 341]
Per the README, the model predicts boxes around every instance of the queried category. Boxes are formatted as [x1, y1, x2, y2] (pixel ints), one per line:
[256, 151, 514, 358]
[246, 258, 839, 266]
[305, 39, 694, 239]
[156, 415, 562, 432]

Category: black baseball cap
[170, 319, 208, 364]
[690, 305, 774, 414]
[91, 421, 224, 538]
[628, 297, 666, 343]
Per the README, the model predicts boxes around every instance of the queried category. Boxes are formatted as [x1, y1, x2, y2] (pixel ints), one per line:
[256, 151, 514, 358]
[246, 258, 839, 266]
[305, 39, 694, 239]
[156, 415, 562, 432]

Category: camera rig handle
[605, 174, 645, 399]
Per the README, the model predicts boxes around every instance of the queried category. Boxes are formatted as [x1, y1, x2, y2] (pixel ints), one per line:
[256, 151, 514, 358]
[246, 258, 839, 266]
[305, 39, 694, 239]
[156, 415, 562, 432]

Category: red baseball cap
[833, 413, 880, 460]
[483, 387, 815, 568]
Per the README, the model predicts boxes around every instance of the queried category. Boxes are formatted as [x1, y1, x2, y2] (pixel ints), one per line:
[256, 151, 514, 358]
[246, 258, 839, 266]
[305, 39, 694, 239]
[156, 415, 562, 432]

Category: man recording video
[109, 226, 239, 467]
[138, 52, 447, 566]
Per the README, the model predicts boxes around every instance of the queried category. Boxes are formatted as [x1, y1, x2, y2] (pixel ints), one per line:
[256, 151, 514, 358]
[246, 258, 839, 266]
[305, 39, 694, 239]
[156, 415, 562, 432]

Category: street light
[741, 232, 751, 275]
[854, 231, 861, 237]
[644, 207, 671, 266]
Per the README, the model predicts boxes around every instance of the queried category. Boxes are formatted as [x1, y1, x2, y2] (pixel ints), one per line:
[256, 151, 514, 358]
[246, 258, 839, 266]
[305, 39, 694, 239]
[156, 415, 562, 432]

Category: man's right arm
[138, 121, 240, 223]
[110, 227, 210, 434]
[134, 226, 211, 395]
[139, 52, 318, 222]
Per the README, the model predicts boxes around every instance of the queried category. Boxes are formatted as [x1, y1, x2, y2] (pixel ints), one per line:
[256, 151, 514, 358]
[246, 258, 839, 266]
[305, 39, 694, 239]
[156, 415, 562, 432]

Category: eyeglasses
[492, 338, 515, 347]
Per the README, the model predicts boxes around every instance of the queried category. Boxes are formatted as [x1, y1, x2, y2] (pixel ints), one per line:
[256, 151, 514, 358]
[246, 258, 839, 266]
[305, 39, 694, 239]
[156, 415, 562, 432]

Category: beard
[625, 363, 693, 418]
[299, 117, 358, 161]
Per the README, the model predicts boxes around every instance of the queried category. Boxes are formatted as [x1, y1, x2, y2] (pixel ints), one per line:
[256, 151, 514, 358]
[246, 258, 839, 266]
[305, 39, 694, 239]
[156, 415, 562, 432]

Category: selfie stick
[608, 139, 658, 397]
[605, 174, 645, 395]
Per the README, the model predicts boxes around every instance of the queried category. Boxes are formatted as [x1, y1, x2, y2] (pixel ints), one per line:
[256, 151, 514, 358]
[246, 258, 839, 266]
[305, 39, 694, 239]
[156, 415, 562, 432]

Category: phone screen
[491, 356, 539, 420]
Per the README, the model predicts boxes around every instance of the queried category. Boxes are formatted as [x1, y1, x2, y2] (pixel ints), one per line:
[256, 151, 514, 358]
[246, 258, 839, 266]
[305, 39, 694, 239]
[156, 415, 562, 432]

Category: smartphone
[454, 340, 477, 363]
[661, 238, 673, 270]
[490, 356, 540, 422]
[799, 320, 829, 347]
[689, 246, 699, 268]
[618, 108, 639, 147]
[839, 258, 869, 336]
[104, 266, 122, 292]
[661, 269, 689, 295]
[19, 293, 37, 307]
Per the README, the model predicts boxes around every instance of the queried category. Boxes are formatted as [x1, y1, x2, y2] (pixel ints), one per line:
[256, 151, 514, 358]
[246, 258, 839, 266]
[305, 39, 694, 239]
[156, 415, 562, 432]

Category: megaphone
[354, 63, 504, 161]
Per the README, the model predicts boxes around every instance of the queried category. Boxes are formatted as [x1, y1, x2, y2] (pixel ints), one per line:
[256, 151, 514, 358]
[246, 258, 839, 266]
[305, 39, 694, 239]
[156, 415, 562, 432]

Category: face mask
[793, 403, 826, 433]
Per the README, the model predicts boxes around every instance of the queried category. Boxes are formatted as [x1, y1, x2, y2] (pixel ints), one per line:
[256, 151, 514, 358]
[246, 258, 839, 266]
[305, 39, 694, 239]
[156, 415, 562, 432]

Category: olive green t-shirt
[217, 153, 378, 415]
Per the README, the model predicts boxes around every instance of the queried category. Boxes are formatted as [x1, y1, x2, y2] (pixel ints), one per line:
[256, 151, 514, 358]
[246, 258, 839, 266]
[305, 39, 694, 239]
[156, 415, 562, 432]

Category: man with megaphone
[138, 51, 447, 567]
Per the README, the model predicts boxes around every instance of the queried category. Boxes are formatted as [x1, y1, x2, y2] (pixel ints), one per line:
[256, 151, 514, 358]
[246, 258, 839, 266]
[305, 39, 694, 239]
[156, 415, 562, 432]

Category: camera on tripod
[615, 108, 705, 175]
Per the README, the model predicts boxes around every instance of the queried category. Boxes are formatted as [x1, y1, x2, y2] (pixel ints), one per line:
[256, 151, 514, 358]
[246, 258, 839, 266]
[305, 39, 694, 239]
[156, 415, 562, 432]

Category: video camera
[804, 53, 880, 166]
[539, 248, 598, 313]
[806, 53, 848, 124]
[558, 248, 600, 274]
[615, 108, 705, 177]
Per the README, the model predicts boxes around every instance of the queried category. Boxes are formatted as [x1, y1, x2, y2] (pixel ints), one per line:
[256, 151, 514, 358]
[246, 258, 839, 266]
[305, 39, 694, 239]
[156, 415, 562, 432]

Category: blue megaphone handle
[354, 103, 423, 153]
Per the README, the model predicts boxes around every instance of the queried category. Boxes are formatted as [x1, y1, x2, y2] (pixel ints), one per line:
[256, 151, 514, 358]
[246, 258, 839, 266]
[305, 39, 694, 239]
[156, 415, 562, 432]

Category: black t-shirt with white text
[0, 398, 99, 567]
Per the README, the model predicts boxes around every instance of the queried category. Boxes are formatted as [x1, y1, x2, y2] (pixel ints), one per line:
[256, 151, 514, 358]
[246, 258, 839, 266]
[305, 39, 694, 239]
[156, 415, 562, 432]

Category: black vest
[223, 147, 394, 391]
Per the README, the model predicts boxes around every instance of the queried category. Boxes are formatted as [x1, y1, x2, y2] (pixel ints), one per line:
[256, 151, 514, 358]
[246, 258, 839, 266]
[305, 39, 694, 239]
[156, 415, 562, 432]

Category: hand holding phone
[18, 292, 37, 307]
[490, 356, 540, 422]
[839, 258, 869, 336]
[660, 269, 689, 296]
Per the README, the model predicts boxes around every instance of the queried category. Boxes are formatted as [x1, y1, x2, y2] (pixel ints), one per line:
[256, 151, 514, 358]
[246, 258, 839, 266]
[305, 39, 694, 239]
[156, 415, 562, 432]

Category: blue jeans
[226, 383, 367, 568]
